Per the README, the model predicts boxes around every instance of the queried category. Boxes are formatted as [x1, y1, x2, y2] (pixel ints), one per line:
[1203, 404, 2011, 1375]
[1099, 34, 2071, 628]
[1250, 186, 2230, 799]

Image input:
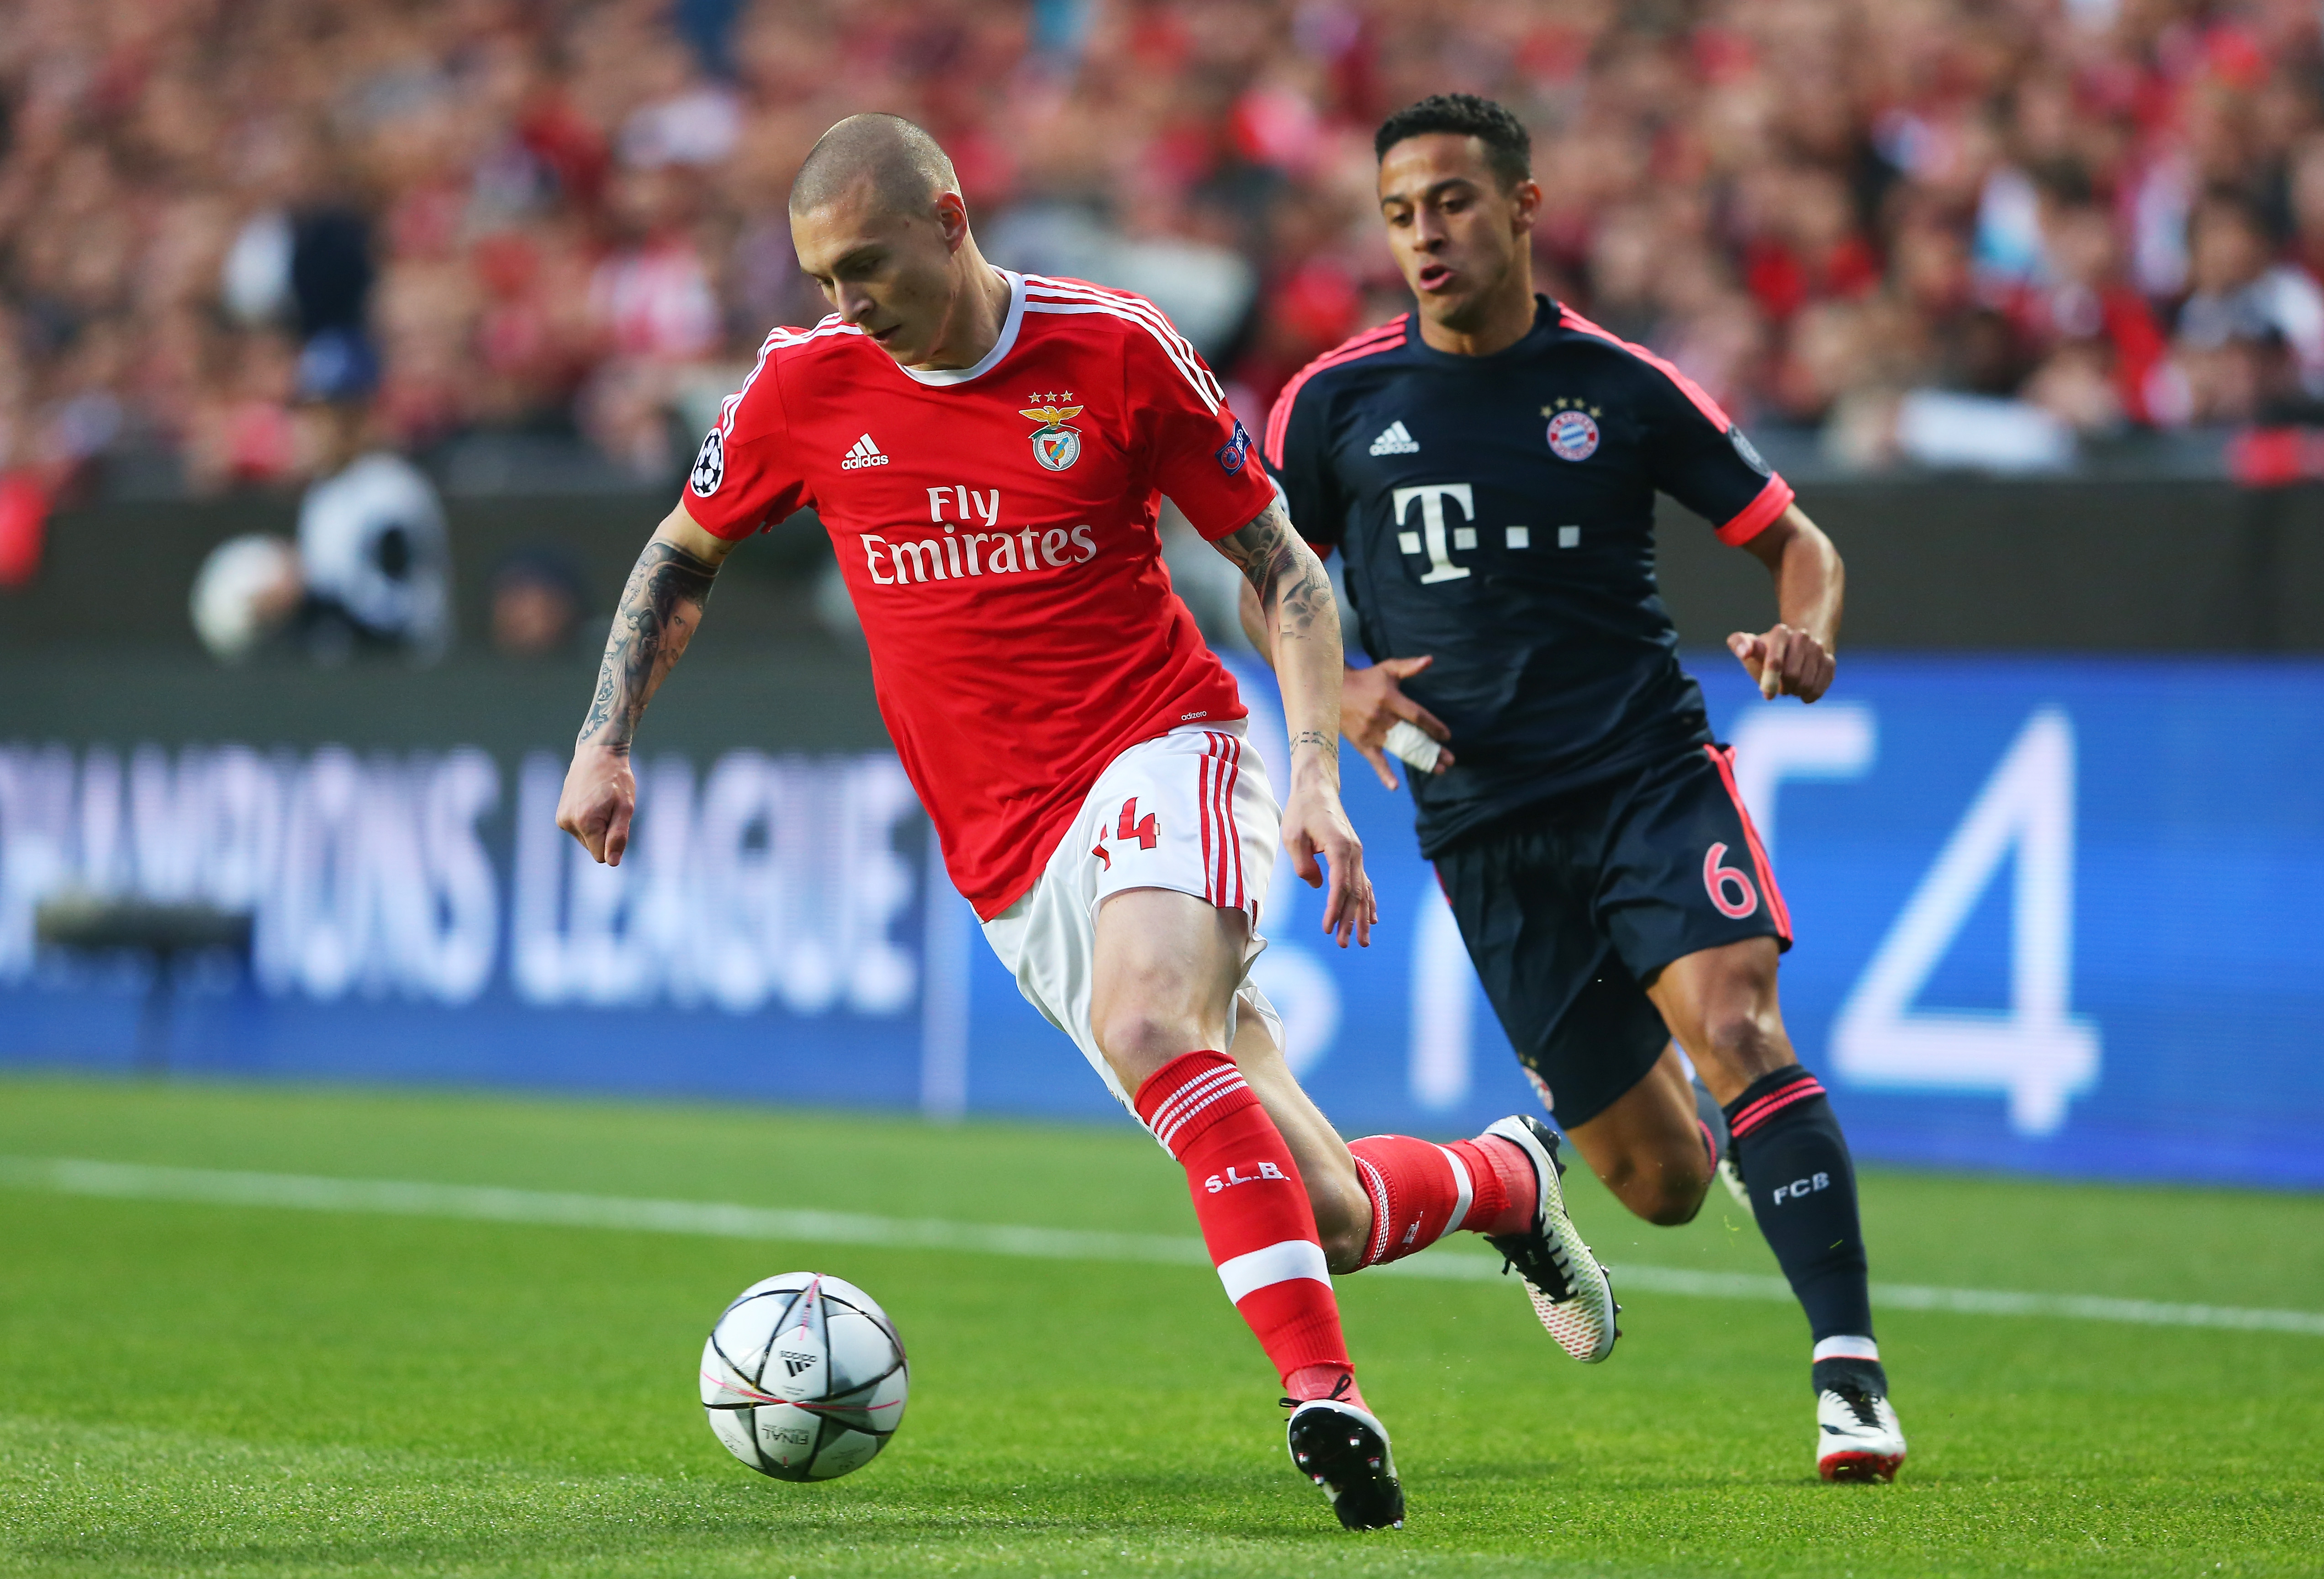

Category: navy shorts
[1434, 745, 1791, 1129]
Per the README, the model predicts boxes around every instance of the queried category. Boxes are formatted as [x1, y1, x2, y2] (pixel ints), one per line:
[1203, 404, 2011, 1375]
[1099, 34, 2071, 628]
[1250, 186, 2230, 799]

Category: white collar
[892, 269, 1025, 387]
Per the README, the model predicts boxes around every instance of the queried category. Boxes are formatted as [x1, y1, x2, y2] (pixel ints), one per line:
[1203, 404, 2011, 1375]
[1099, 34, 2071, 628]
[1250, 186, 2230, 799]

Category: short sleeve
[678, 357, 811, 540]
[1643, 367, 1794, 546]
[1129, 325, 1278, 542]
[1262, 375, 1344, 552]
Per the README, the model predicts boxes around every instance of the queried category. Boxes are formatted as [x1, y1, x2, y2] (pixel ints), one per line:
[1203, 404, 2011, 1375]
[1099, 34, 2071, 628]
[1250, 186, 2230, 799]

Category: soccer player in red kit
[555, 115, 1616, 1530]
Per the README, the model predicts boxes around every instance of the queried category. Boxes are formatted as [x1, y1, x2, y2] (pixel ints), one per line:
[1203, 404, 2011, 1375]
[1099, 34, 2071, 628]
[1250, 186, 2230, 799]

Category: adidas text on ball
[699, 1272, 908, 1482]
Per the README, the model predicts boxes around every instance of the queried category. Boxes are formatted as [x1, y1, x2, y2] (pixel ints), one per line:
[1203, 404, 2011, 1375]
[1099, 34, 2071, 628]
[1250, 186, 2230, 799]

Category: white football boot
[1481, 1114, 1620, 1363]
[1816, 1383, 1907, 1482]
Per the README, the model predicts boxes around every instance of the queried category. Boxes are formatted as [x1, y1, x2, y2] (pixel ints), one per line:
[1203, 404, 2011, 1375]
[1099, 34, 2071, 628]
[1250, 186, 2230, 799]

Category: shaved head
[788, 112, 1005, 374]
[790, 113, 959, 219]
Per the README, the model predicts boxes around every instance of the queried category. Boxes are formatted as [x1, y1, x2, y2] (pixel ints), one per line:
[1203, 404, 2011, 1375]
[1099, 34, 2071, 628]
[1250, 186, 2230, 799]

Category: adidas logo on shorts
[1368, 420, 1420, 456]
[840, 433, 890, 470]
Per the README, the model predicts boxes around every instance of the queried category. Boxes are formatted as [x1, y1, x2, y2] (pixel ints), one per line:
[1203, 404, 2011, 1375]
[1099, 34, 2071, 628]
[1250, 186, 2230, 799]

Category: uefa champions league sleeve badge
[1021, 397, 1085, 471]
[690, 428, 725, 496]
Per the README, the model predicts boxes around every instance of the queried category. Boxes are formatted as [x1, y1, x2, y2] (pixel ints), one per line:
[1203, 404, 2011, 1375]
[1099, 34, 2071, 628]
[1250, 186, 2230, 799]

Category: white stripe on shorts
[1196, 731, 1225, 910]
[1216, 1238, 1332, 1304]
[1199, 736, 1220, 906]
[1213, 731, 1245, 911]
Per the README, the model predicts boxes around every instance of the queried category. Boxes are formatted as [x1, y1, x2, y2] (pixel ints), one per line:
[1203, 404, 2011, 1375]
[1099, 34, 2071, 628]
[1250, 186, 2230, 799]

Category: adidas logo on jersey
[840, 433, 890, 470]
[1368, 421, 1420, 456]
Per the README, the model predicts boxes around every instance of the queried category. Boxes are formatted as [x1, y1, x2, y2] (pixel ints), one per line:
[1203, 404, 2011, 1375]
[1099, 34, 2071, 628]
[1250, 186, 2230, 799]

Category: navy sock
[1691, 1075, 1729, 1170]
[1722, 1065, 1875, 1349]
[1812, 1355, 1888, 1397]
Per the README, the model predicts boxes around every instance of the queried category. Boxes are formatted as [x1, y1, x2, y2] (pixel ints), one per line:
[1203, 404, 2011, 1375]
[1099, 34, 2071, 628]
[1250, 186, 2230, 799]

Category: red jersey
[681, 270, 1276, 918]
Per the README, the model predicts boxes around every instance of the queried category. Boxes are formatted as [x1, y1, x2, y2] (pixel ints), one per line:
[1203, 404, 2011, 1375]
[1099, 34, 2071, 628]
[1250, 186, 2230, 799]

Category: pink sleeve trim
[1716, 475, 1793, 545]
[1262, 319, 1410, 469]
[1557, 306, 1735, 430]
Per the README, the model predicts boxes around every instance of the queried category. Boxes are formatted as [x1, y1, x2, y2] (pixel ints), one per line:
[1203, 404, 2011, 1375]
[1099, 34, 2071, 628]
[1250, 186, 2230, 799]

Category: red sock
[1346, 1133, 1538, 1268]
[1135, 1052, 1363, 1408]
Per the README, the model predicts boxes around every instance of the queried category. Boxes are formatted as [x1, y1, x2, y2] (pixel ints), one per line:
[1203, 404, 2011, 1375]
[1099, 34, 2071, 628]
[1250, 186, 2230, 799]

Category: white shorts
[982, 721, 1284, 1111]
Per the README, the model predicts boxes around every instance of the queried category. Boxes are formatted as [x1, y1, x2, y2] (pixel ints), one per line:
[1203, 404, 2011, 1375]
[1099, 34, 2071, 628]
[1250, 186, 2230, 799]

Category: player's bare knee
[1693, 1006, 1788, 1085]
[1092, 1005, 1211, 1089]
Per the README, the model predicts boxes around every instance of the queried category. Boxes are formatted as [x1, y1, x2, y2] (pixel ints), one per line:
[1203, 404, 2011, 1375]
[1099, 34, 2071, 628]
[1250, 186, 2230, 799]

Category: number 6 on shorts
[1703, 842, 1759, 919]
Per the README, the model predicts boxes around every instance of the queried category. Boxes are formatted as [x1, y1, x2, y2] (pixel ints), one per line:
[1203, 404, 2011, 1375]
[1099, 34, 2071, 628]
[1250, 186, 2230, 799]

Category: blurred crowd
[10, 0, 2324, 514]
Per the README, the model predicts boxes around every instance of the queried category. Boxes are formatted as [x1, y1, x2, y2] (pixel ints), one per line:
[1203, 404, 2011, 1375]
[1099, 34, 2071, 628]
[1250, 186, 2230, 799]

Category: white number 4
[1830, 708, 2101, 1136]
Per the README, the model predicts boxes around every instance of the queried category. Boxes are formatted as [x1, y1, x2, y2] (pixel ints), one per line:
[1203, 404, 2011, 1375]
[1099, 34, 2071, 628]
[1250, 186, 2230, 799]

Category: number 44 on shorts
[1093, 797, 1158, 870]
[1116, 798, 1158, 849]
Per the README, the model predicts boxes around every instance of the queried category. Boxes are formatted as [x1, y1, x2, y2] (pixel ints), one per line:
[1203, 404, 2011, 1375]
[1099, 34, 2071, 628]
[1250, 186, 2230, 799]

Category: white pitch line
[0, 1157, 1213, 1268]
[5, 1155, 2320, 1338]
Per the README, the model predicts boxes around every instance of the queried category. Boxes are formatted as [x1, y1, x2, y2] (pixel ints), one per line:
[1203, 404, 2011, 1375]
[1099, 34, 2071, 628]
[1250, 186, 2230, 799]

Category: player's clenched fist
[556, 745, 638, 866]
[1727, 624, 1834, 703]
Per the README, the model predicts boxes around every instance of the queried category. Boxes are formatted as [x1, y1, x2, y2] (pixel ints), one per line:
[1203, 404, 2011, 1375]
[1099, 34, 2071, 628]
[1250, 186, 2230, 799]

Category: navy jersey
[1265, 297, 1794, 857]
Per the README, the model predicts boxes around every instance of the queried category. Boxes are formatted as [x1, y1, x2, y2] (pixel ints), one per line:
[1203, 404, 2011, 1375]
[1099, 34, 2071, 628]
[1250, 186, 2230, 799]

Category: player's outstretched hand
[557, 745, 638, 866]
[1727, 624, 1834, 703]
[1343, 656, 1456, 790]
[1281, 777, 1377, 948]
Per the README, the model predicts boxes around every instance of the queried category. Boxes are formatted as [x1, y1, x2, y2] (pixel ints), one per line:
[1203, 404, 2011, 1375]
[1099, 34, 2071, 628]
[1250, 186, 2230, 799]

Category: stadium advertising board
[2, 655, 2318, 1190]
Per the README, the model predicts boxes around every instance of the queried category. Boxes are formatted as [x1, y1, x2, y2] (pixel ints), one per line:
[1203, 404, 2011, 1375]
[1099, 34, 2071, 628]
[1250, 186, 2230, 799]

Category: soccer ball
[699, 1272, 908, 1481]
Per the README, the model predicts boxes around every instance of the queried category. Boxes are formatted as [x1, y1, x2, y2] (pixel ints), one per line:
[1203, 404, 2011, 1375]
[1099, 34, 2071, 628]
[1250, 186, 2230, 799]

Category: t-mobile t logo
[1390, 482, 1475, 583]
[1770, 1171, 1831, 1205]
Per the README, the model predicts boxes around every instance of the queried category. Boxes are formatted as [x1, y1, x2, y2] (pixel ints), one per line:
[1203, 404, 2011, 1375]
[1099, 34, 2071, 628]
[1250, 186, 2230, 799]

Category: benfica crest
[1021, 399, 1084, 471]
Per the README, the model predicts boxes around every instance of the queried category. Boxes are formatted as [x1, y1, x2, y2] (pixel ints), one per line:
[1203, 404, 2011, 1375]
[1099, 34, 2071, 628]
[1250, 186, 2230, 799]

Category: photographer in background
[289, 330, 451, 666]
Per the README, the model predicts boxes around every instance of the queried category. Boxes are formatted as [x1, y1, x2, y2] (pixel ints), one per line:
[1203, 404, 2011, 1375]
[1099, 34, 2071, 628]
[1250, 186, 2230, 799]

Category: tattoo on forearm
[578, 540, 720, 748]
[1219, 501, 1343, 772]
[1215, 499, 1335, 647]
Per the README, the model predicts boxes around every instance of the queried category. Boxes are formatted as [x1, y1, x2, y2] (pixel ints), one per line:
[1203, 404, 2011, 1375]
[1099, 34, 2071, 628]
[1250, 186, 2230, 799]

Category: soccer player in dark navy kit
[1247, 94, 1906, 1483]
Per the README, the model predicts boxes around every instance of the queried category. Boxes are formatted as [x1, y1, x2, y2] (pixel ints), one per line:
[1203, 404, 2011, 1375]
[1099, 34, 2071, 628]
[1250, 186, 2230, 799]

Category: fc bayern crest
[1546, 408, 1600, 461]
[1021, 400, 1085, 472]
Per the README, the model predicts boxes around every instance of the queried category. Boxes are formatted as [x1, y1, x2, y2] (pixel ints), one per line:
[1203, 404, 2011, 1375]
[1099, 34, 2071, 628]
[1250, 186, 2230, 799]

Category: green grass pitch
[0, 1074, 2318, 1577]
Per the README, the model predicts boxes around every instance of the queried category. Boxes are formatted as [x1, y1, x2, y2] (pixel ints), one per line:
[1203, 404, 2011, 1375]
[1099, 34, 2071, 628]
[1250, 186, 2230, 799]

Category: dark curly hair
[1373, 93, 1532, 190]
